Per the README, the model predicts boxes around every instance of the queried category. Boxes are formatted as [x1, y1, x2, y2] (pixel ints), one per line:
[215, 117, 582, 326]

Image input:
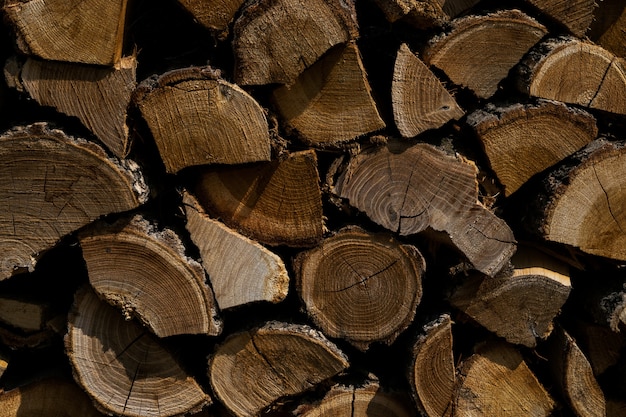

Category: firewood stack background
[1, 0, 626, 416]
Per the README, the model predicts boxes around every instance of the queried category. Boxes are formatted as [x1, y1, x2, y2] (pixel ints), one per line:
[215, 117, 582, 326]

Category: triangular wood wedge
[525, 0, 597, 37]
[5, 55, 137, 158]
[449, 246, 571, 347]
[546, 325, 606, 417]
[79, 215, 222, 337]
[518, 36, 626, 115]
[294, 381, 415, 417]
[233, 0, 358, 86]
[423, 10, 547, 98]
[295, 226, 424, 351]
[454, 341, 555, 416]
[409, 314, 455, 417]
[183, 191, 289, 310]
[467, 100, 597, 196]
[372, 0, 447, 27]
[194, 150, 324, 247]
[272, 42, 385, 147]
[0, 123, 148, 280]
[392, 43, 464, 138]
[208, 321, 349, 417]
[0, 377, 105, 417]
[177, 0, 244, 38]
[66, 286, 211, 417]
[589, 1, 626, 59]
[328, 140, 516, 276]
[3, 0, 128, 65]
[135, 67, 271, 173]
[526, 139, 626, 262]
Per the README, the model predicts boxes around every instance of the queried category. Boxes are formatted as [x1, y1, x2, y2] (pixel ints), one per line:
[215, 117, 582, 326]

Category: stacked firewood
[1, 0, 626, 416]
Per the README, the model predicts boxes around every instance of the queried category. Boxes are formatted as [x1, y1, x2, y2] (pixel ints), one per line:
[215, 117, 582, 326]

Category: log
[134, 66, 271, 173]
[423, 10, 547, 98]
[517, 36, 626, 115]
[0, 352, 7, 380]
[78, 214, 222, 337]
[328, 139, 516, 276]
[449, 246, 571, 347]
[589, 0, 626, 59]
[177, 0, 245, 39]
[271, 42, 385, 147]
[194, 149, 324, 247]
[408, 314, 455, 417]
[392, 43, 464, 138]
[440, 0, 480, 17]
[182, 191, 289, 310]
[454, 340, 555, 416]
[0, 377, 105, 417]
[233, 0, 358, 86]
[524, 0, 597, 37]
[467, 100, 597, 196]
[0, 123, 148, 280]
[4, 55, 137, 158]
[294, 381, 415, 417]
[66, 286, 211, 417]
[294, 226, 425, 350]
[0, 295, 51, 333]
[524, 139, 626, 262]
[569, 319, 625, 377]
[208, 321, 349, 417]
[372, 0, 447, 27]
[3, 0, 128, 65]
[545, 325, 606, 417]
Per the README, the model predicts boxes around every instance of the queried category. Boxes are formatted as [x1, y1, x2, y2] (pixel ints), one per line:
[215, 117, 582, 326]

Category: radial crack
[333, 259, 399, 292]
[593, 164, 623, 233]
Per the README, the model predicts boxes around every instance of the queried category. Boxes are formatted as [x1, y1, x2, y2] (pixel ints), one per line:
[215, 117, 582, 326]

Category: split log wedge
[525, 139, 626, 262]
[525, 0, 597, 37]
[177, 0, 244, 39]
[408, 314, 455, 417]
[5, 55, 137, 158]
[468, 100, 597, 196]
[328, 140, 516, 276]
[392, 43, 464, 138]
[135, 67, 271, 173]
[570, 319, 626, 376]
[294, 382, 415, 417]
[423, 10, 547, 98]
[272, 42, 385, 147]
[546, 325, 606, 417]
[0, 377, 104, 417]
[0, 123, 148, 280]
[449, 246, 571, 347]
[440, 0, 480, 17]
[371, 0, 447, 27]
[233, 0, 358, 86]
[208, 321, 349, 417]
[194, 149, 324, 247]
[183, 191, 289, 310]
[78, 215, 222, 338]
[3, 0, 128, 65]
[0, 295, 52, 333]
[589, 0, 626, 59]
[294, 226, 425, 350]
[454, 341, 555, 416]
[66, 286, 211, 417]
[517, 36, 626, 115]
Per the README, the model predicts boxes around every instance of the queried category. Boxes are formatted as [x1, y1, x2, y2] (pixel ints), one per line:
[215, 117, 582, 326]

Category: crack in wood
[592, 163, 624, 233]
[332, 259, 399, 292]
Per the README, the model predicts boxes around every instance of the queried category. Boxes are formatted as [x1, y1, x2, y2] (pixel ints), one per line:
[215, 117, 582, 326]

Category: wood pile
[1, 0, 626, 416]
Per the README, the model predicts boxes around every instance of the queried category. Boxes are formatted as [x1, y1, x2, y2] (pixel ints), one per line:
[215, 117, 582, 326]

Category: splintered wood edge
[0, 122, 149, 280]
[135, 66, 271, 173]
[66, 286, 211, 417]
[208, 321, 349, 417]
[392, 43, 464, 138]
[294, 225, 424, 350]
[409, 314, 455, 417]
[423, 9, 547, 98]
[182, 191, 289, 310]
[79, 214, 223, 337]
[467, 100, 597, 196]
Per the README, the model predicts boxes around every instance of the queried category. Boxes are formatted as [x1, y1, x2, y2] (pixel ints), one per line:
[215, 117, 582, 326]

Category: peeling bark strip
[0, 123, 148, 280]
[295, 226, 424, 350]
[328, 140, 516, 276]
